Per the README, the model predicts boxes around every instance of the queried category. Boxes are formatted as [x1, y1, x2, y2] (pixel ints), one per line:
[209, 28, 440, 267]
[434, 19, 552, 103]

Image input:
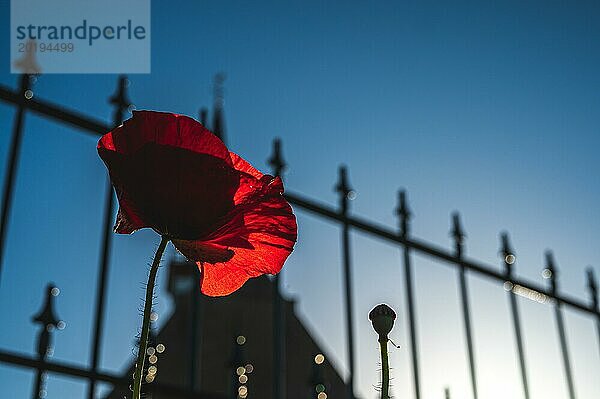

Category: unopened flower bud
[369, 304, 396, 341]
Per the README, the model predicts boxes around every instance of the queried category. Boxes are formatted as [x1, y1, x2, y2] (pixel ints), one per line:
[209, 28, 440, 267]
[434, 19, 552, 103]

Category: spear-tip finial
[545, 250, 556, 276]
[588, 267, 598, 293]
[586, 267, 598, 308]
[335, 165, 354, 206]
[109, 75, 132, 124]
[450, 212, 466, 257]
[543, 250, 558, 293]
[268, 138, 286, 177]
[396, 190, 411, 236]
[500, 231, 516, 273]
[32, 284, 62, 330]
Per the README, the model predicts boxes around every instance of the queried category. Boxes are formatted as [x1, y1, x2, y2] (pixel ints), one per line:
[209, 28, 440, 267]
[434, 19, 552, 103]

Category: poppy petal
[98, 111, 240, 238]
[171, 240, 234, 264]
[114, 206, 146, 234]
[172, 172, 297, 296]
[229, 152, 264, 180]
[197, 261, 252, 297]
[99, 111, 231, 163]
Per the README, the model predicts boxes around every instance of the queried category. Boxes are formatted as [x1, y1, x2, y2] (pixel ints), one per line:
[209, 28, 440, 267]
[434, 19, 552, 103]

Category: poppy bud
[369, 304, 396, 342]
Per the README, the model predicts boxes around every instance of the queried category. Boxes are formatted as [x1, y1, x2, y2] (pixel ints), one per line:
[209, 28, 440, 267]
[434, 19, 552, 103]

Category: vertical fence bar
[500, 233, 530, 399]
[87, 76, 130, 399]
[335, 166, 355, 399]
[0, 74, 32, 286]
[450, 212, 478, 399]
[587, 268, 600, 359]
[269, 138, 286, 399]
[546, 251, 576, 399]
[199, 107, 208, 126]
[31, 284, 62, 399]
[396, 190, 421, 399]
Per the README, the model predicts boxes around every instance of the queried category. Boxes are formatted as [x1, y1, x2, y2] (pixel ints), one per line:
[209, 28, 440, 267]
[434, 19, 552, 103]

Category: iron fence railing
[1, 74, 599, 399]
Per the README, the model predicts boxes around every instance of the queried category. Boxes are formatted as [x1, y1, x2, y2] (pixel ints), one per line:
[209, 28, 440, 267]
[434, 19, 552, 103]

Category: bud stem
[132, 236, 169, 399]
[379, 338, 390, 399]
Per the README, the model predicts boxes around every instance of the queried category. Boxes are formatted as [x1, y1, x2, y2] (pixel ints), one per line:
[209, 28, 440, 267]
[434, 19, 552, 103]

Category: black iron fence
[1, 75, 599, 399]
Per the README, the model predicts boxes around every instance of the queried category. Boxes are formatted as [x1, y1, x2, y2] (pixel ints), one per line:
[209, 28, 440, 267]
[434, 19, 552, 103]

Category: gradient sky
[1, 1, 600, 398]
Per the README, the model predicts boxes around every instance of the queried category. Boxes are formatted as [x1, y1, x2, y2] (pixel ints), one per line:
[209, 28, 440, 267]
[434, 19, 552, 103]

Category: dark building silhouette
[198, 73, 226, 143]
[104, 258, 346, 399]
[211, 73, 226, 143]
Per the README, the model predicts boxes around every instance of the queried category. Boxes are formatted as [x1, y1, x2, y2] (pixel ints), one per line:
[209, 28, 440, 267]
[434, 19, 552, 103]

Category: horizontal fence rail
[0, 349, 225, 399]
[0, 84, 109, 135]
[1, 77, 599, 399]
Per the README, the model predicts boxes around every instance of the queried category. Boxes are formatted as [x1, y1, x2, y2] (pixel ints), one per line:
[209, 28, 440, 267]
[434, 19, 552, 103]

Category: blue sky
[1, 1, 600, 398]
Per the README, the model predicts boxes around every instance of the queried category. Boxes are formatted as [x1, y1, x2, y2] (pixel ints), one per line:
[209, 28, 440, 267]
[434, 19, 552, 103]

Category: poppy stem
[132, 235, 169, 399]
[379, 337, 390, 399]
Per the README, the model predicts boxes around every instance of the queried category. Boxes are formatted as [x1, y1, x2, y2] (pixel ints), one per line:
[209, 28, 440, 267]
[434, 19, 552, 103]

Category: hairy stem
[132, 236, 169, 399]
[379, 338, 390, 399]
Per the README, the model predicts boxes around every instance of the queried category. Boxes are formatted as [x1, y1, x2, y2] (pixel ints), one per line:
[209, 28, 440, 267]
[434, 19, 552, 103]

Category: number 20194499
[18, 42, 75, 53]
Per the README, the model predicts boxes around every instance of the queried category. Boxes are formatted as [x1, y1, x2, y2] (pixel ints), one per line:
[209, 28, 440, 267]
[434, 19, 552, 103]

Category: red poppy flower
[97, 111, 297, 296]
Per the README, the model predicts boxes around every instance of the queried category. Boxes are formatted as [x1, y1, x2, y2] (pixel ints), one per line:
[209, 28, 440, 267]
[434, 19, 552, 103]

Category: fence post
[586, 268, 600, 359]
[396, 190, 421, 399]
[335, 166, 355, 399]
[269, 138, 287, 399]
[88, 76, 130, 399]
[31, 284, 63, 399]
[450, 212, 478, 399]
[545, 251, 576, 399]
[500, 232, 530, 399]
[0, 74, 33, 286]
